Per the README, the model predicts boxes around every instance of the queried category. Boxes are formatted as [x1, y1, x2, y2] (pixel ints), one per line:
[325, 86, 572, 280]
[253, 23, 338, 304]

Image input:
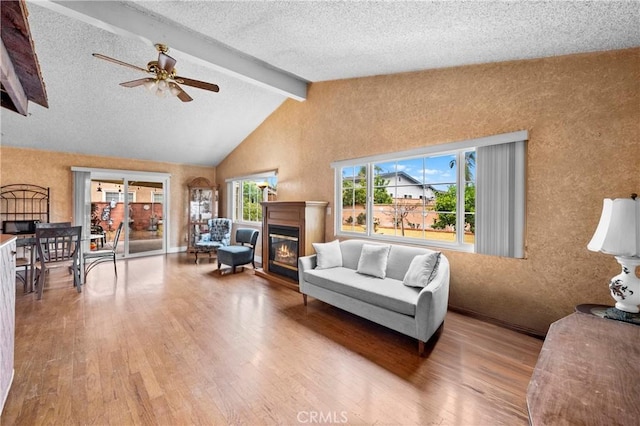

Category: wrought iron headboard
[1, 184, 50, 231]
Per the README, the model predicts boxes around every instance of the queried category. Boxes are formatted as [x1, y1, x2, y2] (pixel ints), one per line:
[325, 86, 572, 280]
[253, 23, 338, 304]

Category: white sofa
[298, 239, 450, 356]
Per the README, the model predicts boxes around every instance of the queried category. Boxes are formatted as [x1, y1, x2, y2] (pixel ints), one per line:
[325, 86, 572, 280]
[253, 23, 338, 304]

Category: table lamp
[587, 194, 640, 319]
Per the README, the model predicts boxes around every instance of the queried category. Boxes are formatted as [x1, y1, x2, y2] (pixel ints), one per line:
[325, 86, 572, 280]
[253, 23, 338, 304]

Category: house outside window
[227, 172, 277, 223]
[104, 191, 135, 203]
[152, 192, 163, 203]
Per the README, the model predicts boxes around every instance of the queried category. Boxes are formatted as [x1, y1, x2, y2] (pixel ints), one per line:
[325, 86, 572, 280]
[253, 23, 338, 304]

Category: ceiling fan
[92, 44, 219, 102]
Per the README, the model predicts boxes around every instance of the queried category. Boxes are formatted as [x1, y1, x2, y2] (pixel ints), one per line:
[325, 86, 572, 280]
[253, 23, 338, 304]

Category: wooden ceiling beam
[1, 37, 28, 116]
[39, 0, 308, 101]
[0, 0, 49, 113]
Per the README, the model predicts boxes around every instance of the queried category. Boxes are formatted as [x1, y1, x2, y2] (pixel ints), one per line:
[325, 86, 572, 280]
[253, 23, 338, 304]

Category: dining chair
[34, 225, 82, 300]
[15, 253, 31, 293]
[84, 221, 123, 278]
[217, 228, 259, 274]
[14, 237, 37, 293]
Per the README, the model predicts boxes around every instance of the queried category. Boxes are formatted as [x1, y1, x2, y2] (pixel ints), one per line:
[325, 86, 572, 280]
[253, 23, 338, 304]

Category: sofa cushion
[403, 251, 441, 288]
[386, 244, 441, 281]
[357, 243, 391, 278]
[304, 267, 420, 316]
[339, 240, 367, 270]
[313, 239, 343, 269]
[196, 240, 225, 249]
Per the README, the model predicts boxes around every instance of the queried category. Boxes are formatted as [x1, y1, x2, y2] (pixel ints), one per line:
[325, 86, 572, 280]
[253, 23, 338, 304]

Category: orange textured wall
[216, 48, 640, 334]
[0, 147, 216, 250]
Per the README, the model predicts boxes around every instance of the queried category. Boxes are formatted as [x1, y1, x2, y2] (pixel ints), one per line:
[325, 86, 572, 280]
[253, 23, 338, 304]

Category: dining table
[14, 229, 92, 294]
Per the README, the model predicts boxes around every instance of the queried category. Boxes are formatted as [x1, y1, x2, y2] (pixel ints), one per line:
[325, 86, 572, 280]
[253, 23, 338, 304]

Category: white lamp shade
[588, 198, 640, 256]
[143, 79, 158, 91]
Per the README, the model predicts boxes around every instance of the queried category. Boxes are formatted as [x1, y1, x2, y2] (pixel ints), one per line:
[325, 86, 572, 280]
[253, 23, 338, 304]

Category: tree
[242, 181, 262, 221]
[342, 178, 366, 206]
[432, 184, 475, 233]
[448, 151, 476, 182]
[342, 166, 393, 207]
[384, 199, 420, 236]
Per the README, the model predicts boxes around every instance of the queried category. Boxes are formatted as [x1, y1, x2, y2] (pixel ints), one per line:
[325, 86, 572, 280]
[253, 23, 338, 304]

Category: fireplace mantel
[256, 201, 328, 290]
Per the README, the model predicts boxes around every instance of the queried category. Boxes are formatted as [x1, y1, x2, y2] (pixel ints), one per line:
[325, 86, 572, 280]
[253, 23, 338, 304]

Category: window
[226, 171, 277, 223]
[152, 192, 163, 203]
[333, 131, 527, 256]
[104, 191, 135, 203]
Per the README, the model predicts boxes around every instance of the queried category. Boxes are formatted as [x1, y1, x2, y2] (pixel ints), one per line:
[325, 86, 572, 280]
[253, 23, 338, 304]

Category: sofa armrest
[298, 254, 317, 290]
[415, 255, 450, 342]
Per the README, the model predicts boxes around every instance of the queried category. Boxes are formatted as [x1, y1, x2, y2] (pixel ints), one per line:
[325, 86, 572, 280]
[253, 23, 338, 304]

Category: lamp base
[610, 256, 640, 313]
[604, 307, 640, 325]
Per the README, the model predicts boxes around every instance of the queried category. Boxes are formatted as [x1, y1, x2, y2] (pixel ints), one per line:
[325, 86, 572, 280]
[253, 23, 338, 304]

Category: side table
[575, 303, 640, 325]
[527, 312, 640, 425]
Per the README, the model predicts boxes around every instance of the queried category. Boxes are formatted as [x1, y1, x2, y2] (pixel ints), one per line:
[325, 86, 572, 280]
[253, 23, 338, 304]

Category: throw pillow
[313, 240, 343, 269]
[356, 244, 391, 278]
[200, 233, 211, 242]
[403, 251, 442, 288]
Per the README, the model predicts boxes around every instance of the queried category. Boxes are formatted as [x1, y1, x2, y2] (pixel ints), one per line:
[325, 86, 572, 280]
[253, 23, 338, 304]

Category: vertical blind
[475, 141, 526, 258]
[72, 170, 91, 239]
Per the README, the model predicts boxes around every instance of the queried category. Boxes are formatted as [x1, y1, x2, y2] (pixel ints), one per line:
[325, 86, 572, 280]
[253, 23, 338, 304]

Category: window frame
[332, 130, 527, 252]
[226, 170, 277, 224]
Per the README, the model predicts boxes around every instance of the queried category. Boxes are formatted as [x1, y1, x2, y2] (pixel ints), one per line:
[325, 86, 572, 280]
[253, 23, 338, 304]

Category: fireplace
[268, 225, 299, 281]
[256, 201, 328, 290]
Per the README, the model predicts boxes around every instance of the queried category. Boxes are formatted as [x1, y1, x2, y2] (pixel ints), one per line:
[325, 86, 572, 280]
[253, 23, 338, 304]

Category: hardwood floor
[2, 254, 543, 425]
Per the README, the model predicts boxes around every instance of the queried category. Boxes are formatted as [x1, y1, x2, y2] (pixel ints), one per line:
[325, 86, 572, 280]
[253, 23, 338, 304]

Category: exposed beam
[1, 38, 29, 116]
[37, 0, 308, 101]
[1, 0, 48, 109]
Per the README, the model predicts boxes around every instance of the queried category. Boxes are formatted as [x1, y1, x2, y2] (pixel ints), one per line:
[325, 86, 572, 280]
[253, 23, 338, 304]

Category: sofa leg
[418, 340, 426, 357]
[303, 294, 307, 306]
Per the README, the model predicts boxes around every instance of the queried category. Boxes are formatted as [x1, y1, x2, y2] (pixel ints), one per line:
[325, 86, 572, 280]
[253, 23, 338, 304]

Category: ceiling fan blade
[92, 53, 149, 73]
[174, 76, 220, 93]
[120, 78, 155, 88]
[170, 82, 193, 102]
[158, 52, 177, 74]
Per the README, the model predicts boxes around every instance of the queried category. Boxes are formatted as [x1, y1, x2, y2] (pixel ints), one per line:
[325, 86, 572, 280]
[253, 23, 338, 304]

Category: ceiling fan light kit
[92, 44, 219, 102]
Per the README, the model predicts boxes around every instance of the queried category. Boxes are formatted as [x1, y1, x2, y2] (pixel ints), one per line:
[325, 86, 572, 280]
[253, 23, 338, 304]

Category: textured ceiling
[2, 0, 639, 167]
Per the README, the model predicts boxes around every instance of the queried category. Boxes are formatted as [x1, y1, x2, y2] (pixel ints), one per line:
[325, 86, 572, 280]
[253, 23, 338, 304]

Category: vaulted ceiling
[2, 1, 639, 167]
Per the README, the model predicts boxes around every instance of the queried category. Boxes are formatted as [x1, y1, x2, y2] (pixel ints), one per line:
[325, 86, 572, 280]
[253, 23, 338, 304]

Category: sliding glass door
[76, 168, 169, 259]
[125, 180, 164, 255]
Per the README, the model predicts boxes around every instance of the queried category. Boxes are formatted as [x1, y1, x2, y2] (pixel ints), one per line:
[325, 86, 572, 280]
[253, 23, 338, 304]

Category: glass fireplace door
[268, 225, 299, 280]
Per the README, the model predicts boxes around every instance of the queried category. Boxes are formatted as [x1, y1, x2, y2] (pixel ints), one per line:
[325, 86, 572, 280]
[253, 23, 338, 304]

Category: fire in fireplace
[268, 225, 299, 281]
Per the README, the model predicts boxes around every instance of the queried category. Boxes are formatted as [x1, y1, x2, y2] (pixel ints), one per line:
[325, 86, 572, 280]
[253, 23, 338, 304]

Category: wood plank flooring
[2, 254, 543, 425]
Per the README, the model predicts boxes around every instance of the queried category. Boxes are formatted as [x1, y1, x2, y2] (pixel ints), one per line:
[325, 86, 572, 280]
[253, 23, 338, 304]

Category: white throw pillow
[403, 252, 442, 288]
[313, 240, 343, 269]
[356, 244, 391, 278]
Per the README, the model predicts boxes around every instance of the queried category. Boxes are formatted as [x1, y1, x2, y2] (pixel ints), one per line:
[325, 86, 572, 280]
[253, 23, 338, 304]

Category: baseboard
[448, 305, 545, 339]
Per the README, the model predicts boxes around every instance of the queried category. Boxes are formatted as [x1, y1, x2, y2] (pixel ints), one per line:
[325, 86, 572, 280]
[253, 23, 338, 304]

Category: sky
[342, 151, 475, 187]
